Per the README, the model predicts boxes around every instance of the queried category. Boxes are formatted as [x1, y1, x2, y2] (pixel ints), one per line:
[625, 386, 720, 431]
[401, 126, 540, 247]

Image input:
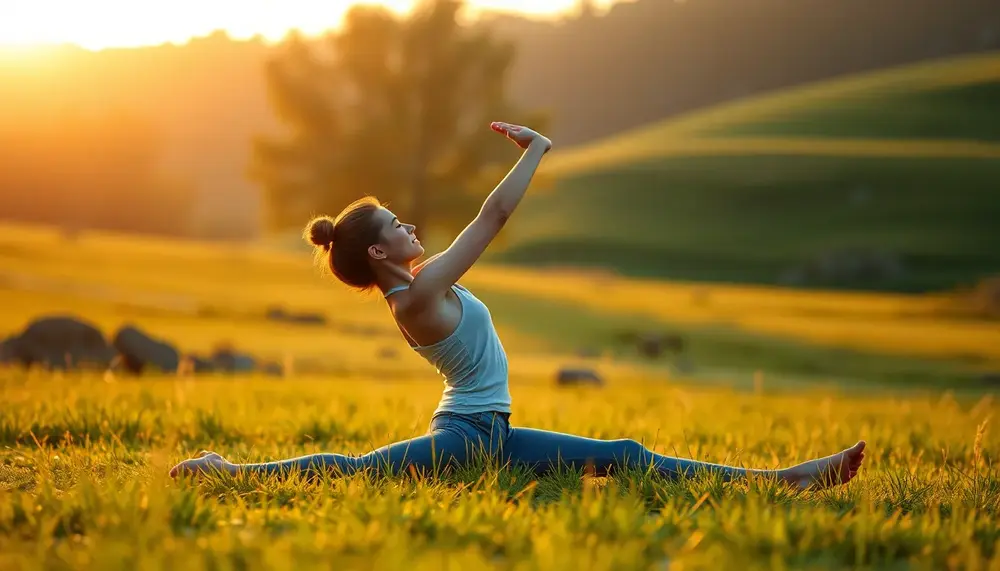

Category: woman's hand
[491, 122, 552, 153]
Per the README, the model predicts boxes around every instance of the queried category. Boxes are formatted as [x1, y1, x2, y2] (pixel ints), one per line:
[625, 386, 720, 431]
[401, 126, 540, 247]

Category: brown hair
[304, 196, 384, 290]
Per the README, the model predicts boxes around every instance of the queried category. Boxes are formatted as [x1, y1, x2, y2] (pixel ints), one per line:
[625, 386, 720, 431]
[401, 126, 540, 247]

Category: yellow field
[464, 267, 1000, 368]
[3, 223, 1000, 569]
[4, 222, 996, 374]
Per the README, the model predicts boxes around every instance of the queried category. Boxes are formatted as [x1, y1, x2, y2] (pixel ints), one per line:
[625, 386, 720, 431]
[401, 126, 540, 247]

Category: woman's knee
[610, 438, 649, 462]
[360, 430, 472, 475]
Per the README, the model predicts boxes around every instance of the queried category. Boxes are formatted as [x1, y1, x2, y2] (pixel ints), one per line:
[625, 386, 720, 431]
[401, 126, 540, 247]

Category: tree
[249, 0, 546, 239]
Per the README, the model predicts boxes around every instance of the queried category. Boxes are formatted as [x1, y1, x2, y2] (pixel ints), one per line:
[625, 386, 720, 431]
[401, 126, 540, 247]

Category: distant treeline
[493, 0, 1000, 145]
[0, 0, 995, 239]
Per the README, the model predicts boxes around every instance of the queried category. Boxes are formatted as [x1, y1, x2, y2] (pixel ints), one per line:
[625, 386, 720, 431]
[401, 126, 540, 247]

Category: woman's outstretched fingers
[491, 122, 517, 135]
[490, 121, 551, 152]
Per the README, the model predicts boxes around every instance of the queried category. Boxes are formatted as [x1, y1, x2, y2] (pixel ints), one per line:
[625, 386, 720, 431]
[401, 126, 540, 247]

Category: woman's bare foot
[169, 450, 235, 478]
[779, 441, 867, 489]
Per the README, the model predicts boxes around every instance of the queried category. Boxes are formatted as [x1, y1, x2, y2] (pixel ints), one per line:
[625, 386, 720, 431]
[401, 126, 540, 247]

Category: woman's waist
[415, 340, 508, 378]
[430, 409, 511, 437]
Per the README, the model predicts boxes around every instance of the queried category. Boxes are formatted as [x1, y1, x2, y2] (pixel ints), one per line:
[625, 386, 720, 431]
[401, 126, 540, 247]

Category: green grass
[492, 52, 1000, 291]
[496, 155, 1000, 292]
[701, 79, 1000, 142]
[2, 374, 998, 570]
[1, 222, 999, 569]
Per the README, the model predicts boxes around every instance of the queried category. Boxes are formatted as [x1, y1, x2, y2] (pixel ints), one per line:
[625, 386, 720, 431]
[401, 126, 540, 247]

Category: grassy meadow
[1, 219, 999, 570]
[2, 373, 999, 570]
[3, 52, 1000, 570]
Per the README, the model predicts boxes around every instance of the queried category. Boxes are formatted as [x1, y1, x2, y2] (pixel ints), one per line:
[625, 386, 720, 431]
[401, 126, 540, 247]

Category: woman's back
[386, 283, 511, 416]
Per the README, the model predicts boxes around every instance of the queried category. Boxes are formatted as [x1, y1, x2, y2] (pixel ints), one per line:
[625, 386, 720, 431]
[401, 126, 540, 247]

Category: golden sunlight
[1, 0, 620, 51]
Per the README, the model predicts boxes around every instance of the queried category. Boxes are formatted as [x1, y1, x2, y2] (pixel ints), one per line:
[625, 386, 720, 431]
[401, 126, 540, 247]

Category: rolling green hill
[494, 53, 1000, 292]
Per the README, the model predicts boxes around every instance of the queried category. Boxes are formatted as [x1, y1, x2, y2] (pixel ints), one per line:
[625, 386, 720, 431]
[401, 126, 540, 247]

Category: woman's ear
[368, 244, 387, 260]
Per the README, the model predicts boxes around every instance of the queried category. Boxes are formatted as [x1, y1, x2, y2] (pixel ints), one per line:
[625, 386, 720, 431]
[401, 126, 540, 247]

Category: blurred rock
[618, 330, 685, 359]
[377, 346, 399, 360]
[261, 361, 285, 377]
[556, 367, 604, 386]
[112, 324, 180, 374]
[265, 306, 328, 325]
[179, 354, 216, 375]
[0, 335, 16, 364]
[211, 345, 257, 373]
[2, 315, 116, 370]
[779, 248, 905, 286]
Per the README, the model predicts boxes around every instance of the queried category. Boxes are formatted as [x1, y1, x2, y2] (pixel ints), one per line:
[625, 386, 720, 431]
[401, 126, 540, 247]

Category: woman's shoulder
[392, 284, 461, 317]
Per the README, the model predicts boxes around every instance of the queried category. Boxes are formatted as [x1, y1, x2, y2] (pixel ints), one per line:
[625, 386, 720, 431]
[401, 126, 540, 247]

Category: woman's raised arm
[406, 123, 551, 307]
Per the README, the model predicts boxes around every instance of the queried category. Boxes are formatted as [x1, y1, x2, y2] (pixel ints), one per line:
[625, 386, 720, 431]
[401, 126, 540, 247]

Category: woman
[170, 122, 866, 488]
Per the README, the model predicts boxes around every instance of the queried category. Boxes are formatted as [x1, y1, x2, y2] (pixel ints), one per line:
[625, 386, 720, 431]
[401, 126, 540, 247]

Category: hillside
[493, 53, 1000, 292]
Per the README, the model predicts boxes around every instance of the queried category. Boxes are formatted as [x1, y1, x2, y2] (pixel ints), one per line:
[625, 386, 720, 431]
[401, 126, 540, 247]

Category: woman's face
[371, 207, 425, 264]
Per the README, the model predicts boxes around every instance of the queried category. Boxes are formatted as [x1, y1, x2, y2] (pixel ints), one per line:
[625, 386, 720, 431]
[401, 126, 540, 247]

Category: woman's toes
[169, 460, 192, 479]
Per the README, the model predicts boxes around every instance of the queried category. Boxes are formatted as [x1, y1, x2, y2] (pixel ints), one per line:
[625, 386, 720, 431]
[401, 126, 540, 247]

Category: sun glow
[1, 0, 618, 51]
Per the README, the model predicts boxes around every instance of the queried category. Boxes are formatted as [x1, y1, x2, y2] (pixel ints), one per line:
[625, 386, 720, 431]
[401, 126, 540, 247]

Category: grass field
[2, 372, 999, 570]
[4, 51, 1000, 570]
[495, 52, 1000, 291]
[1, 222, 999, 569]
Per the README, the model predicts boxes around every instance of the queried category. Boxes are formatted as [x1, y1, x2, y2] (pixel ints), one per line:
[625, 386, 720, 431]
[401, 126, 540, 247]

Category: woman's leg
[169, 418, 486, 480]
[503, 427, 867, 488]
[503, 426, 767, 481]
[233, 429, 474, 479]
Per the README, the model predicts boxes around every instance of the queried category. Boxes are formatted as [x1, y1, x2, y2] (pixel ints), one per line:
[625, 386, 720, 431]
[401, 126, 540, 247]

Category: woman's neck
[374, 264, 414, 296]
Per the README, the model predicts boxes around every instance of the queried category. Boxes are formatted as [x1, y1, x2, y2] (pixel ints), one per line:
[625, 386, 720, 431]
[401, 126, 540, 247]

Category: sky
[1, 0, 621, 51]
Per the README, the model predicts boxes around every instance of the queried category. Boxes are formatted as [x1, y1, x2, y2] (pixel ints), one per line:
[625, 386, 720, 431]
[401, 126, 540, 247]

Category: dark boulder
[555, 367, 604, 387]
[112, 325, 180, 374]
[2, 315, 115, 370]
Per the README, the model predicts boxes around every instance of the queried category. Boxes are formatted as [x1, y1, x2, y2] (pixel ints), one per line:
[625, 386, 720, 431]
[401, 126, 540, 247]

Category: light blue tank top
[385, 283, 512, 416]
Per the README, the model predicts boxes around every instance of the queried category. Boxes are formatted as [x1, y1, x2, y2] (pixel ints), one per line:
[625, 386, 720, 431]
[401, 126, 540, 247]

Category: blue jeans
[237, 411, 760, 481]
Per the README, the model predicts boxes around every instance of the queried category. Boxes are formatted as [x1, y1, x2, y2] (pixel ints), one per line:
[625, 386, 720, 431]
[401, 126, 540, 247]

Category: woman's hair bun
[306, 216, 336, 250]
